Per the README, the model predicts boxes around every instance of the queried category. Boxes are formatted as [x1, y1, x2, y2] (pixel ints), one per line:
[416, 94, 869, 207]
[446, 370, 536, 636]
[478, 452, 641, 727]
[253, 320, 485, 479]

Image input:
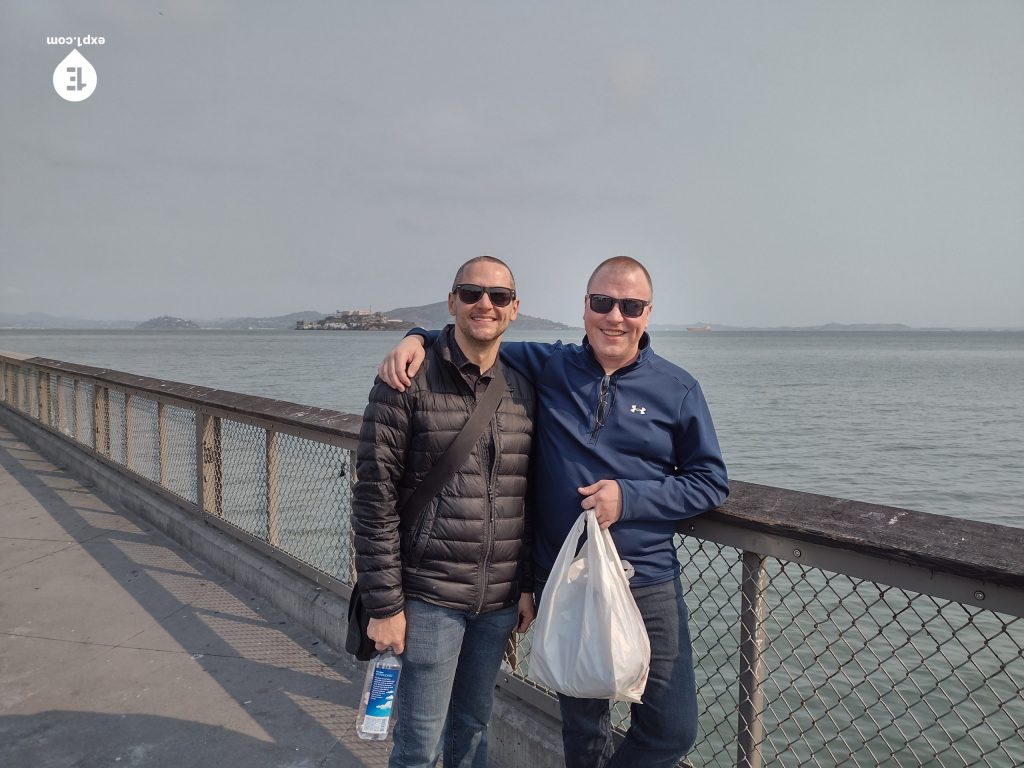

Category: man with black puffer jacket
[351, 255, 535, 768]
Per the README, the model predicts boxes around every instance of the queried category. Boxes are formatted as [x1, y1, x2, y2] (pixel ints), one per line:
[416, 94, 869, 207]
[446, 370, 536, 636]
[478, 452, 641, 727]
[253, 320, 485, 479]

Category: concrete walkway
[0, 422, 390, 768]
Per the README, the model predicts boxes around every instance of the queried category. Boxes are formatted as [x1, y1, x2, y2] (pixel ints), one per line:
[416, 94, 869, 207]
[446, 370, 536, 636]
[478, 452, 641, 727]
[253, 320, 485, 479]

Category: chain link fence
[0, 356, 356, 590]
[1, 353, 1021, 768]
[673, 540, 1023, 767]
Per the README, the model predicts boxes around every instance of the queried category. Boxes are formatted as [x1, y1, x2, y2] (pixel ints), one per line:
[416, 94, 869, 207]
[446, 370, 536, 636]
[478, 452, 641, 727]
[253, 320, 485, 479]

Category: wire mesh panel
[748, 559, 1024, 768]
[22, 368, 34, 416]
[125, 395, 160, 483]
[218, 418, 270, 538]
[12, 367, 23, 413]
[10, 367, 20, 411]
[270, 432, 353, 581]
[106, 389, 127, 466]
[13, 367, 23, 411]
[47, 374, 58, 430]
[26, 369, 39, 419]
[0, 365, 9, 407]
[10, 367, 22, 411]
[77, 381, 95, 448]
[12, 368, 21, 412]
[160, 404, 197, 505]
[57, 376, 77, 440]
[682, 537, 745, 768]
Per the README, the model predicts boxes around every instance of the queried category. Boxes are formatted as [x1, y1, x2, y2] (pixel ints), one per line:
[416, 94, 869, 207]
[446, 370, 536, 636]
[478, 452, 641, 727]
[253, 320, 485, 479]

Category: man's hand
[367, 611, 407, 654]
[579, 479, 622, 529]
[515, 592, 535, 633]
[378, 336, 427, 392]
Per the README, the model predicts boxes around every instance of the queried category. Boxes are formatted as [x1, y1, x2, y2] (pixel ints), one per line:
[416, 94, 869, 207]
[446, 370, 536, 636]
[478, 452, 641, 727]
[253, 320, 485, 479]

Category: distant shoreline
[2, 311, 1022, 333]
[649, 324, 1024, 333]
[3, 324, 1023, 334]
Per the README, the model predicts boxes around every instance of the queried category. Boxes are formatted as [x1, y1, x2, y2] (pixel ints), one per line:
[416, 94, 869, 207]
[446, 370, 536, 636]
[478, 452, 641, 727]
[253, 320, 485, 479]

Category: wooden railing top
[0, 353, 362, 440]
[712, 481, 1024, 591]
[4, 351, 1022, 590]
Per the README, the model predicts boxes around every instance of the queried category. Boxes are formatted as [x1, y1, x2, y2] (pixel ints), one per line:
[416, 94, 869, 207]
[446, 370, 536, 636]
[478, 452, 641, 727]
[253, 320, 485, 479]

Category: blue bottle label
[366, 667, 400, 719]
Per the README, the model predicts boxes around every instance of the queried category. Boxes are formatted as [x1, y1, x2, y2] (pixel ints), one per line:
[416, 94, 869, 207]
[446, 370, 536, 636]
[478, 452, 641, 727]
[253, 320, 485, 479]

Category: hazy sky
[2, 1, 1022, 327]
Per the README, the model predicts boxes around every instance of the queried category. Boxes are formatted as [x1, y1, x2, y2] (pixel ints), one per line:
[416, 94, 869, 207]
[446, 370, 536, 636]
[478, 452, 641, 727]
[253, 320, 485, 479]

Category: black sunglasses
[453, 284, 516, 308]
[587, 294, 650, 319]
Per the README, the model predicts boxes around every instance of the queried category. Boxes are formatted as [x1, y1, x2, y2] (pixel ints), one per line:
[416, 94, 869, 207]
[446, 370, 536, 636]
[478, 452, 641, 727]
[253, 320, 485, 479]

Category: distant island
[135, 316, 200, 330]
[296, 309, 413, 331]
[381, 301, 571, 331]
[295, 302, 571, 331]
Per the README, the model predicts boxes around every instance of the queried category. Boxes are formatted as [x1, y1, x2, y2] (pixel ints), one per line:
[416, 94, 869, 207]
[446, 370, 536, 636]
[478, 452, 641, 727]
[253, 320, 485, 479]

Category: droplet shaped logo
[53, 49, 97, 102]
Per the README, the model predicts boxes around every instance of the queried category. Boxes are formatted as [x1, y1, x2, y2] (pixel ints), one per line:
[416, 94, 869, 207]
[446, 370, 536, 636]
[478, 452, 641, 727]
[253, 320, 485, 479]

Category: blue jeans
[389, 598, 518, 768]
[534, 570, 698, 768]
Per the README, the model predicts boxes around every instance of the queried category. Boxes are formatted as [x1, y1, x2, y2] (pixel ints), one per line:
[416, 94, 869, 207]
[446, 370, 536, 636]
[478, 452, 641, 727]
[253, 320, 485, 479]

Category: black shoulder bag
[347, 364, 508, 660]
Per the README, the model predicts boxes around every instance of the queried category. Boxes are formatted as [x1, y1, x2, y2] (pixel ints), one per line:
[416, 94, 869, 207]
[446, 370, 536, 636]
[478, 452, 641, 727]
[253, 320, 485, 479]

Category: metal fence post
[266, 428, 280, 546]
[737, 550, 768, 768]
[19, 367, 28, 412]
[72, 379, 80, 441]
[158, 401, 168, 488]
[123, 393, 133, 470]
[94, 386, 110, 455]
[38, 370, 49, 424]
[53, 375, 63, 433]
[197, 412, 222, 518]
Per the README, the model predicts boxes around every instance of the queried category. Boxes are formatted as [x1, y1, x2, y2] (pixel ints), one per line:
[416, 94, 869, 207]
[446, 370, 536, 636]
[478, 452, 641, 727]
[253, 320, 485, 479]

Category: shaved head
[452, 256, 516, 289]
[587, 256, 653, 298]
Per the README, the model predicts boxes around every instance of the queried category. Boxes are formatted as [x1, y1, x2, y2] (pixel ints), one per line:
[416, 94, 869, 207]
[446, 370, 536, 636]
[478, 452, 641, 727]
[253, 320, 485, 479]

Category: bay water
[2, 328, 1021, 527]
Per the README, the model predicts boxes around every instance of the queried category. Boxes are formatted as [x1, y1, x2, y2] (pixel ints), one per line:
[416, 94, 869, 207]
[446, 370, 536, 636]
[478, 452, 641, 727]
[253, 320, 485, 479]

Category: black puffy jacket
[352, 327, 535, 619]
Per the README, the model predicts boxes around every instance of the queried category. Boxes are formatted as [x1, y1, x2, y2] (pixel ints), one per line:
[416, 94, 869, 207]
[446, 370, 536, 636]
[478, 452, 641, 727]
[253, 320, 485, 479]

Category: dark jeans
[534, 569, 698, 768]
[390, 598, 518, 768]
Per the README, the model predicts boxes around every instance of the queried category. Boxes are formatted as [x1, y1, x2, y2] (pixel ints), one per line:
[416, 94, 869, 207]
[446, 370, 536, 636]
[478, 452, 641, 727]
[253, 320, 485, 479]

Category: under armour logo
[630, 405, 647, 415]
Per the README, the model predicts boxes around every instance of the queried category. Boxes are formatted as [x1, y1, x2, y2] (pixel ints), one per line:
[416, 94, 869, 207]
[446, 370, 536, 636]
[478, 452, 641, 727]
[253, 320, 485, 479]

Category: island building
[295, 309, 412, 331]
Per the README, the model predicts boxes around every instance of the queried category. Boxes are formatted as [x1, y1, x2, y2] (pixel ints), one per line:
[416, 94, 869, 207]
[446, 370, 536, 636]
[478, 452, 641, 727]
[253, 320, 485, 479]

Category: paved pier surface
[0, 423, 391, 768]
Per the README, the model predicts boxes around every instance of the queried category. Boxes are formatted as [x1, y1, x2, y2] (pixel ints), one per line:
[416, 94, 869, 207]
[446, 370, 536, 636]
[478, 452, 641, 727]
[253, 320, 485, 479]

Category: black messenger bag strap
[347, 363, 507, 661]
[399, 362, 507, 522]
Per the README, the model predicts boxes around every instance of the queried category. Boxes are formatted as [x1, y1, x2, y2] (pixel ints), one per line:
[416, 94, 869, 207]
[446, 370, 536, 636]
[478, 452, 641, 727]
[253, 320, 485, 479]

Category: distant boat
[686, 323, 712, 332]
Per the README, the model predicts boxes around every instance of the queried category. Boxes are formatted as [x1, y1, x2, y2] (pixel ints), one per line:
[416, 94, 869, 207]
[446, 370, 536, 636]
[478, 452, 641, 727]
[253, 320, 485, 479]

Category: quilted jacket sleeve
[351, 377, 414, 619]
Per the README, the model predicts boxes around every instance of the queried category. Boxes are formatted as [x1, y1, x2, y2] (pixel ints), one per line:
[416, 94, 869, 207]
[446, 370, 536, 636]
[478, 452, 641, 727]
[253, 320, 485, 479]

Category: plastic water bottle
[356, 650, 403, 741]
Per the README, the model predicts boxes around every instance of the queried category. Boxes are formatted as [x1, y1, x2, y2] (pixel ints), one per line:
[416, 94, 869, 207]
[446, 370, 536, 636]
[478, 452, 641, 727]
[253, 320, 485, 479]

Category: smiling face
[584, 265, 653, 373]
[447, 260, 519, 353]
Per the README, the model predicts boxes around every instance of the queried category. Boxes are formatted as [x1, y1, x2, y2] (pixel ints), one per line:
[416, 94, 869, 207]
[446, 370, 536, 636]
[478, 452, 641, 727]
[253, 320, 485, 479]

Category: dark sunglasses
[453, 284, 516, 308]
[587, 294, 650, 319]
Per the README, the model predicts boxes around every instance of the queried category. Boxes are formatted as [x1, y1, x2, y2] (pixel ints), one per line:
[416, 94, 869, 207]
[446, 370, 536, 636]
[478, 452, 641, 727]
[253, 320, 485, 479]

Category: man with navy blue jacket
[379, 256, 729, 768]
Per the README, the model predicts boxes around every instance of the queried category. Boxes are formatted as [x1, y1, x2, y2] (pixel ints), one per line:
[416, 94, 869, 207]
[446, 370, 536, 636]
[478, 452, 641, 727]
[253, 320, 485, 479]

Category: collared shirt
[446, 333, 497, 474]
[446, 333, 496, 399]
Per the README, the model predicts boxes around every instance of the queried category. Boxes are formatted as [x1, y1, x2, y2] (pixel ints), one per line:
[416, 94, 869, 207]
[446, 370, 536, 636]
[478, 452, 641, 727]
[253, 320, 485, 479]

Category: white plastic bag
[530, 510, 650, 703]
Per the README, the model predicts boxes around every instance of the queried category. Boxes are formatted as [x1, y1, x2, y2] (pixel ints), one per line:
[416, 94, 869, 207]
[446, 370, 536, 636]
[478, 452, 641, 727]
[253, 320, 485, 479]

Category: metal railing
[0, 352, 360, 596]
[2, 351, 1021, 768]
